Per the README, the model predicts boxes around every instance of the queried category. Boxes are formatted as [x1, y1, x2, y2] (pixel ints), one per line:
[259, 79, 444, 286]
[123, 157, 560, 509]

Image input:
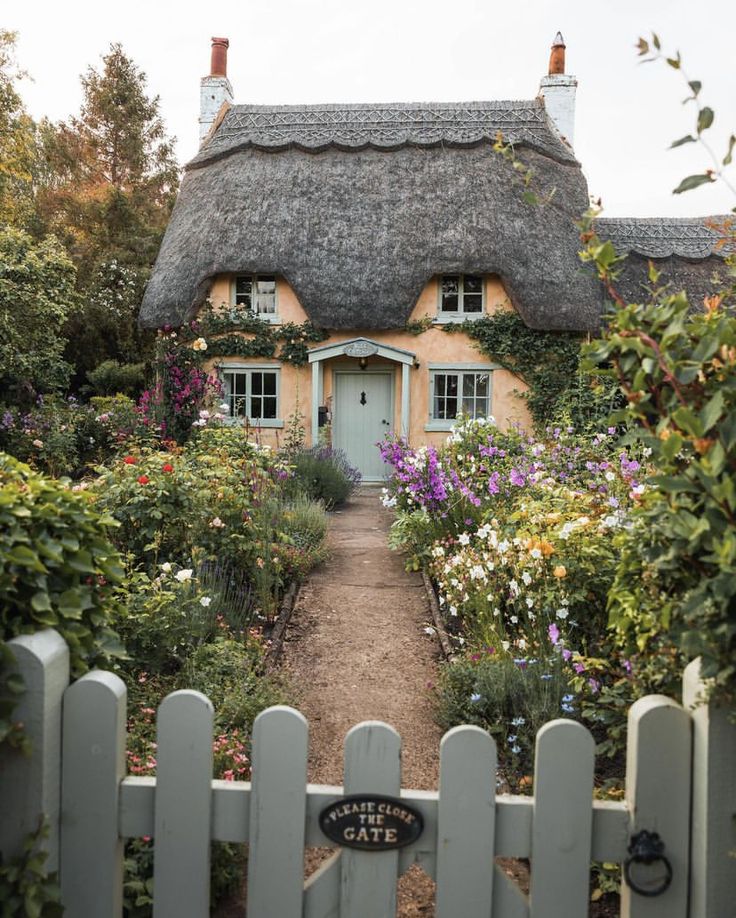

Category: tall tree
[38, 44, 180, 383]
[0, 30, 39, 230]
[0, 227, 77, 399]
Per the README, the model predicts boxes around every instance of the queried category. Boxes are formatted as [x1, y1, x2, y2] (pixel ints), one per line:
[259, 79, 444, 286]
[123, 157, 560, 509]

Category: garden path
[281, 486, 441, 916]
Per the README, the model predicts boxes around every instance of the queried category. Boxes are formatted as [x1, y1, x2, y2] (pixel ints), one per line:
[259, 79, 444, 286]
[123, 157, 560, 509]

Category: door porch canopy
[307, 337, 416, 444]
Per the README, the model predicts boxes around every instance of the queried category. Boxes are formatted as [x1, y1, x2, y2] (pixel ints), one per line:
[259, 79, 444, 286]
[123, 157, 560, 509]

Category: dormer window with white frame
[232, 275, 278, 321]
[438, 274, 484, 320]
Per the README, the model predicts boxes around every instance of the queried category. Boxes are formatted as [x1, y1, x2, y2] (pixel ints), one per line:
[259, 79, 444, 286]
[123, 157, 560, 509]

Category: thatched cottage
[139, 35, 729, 479]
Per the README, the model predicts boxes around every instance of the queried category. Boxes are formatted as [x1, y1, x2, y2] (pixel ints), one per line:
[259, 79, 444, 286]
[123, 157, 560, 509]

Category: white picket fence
[1, 629, 735, 918]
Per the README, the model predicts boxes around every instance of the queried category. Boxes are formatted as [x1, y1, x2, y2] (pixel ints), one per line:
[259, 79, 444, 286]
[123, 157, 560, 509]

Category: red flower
[137, 475, 150, 485]
[162, 463, 174, 473]
[124, 455, 137, 465]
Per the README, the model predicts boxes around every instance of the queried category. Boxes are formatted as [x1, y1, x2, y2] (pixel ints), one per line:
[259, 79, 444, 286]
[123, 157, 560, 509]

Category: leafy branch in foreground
[636, 32, 736, 208]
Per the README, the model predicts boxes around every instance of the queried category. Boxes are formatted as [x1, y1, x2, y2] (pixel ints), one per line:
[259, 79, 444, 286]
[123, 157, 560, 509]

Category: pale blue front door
[333, 372, 393, 480]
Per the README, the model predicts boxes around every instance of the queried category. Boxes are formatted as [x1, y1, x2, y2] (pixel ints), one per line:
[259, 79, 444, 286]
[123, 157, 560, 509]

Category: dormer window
[439, 275, 484, 316]
[233, 275, 277, 317]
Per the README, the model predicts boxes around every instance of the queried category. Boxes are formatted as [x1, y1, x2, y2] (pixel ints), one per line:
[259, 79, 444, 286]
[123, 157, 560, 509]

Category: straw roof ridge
[188, 99, 578, 168]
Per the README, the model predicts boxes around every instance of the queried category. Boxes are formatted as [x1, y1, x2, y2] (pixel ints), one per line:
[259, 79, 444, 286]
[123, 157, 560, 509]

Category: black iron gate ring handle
[623, 830, 673, 897]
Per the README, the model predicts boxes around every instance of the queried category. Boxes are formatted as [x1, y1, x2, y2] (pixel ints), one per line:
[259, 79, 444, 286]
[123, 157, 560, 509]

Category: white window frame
[425, 363, 496, 431]
[219, 364, 284, 428]
[231, 274, 280, 324]
[435, 274, 485, 323]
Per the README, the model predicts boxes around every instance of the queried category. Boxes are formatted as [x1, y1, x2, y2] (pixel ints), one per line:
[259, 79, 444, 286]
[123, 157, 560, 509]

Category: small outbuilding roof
[138, 103, 731, 332]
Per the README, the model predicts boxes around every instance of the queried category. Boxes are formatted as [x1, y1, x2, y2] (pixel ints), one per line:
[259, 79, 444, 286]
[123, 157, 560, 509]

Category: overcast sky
[7, 0, 736, 217]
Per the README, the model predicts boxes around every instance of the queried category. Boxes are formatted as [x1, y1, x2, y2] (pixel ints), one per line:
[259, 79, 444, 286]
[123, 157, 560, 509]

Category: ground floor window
[221, 367, 280, 423]
[430, 368, 491, 422]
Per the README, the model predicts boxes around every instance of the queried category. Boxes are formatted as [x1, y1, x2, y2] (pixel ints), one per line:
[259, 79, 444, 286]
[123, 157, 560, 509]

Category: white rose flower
[175, 569, 193, 582]
[160, 562, 172, 573]
[200, 596, 212, 607]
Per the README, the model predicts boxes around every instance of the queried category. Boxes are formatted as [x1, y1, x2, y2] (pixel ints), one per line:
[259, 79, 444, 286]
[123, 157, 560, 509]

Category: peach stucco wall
[205, 274, 532, 450]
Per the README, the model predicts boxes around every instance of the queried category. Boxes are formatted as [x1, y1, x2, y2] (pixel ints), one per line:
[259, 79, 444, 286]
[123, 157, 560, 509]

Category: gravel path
[281, 487, 442, 915]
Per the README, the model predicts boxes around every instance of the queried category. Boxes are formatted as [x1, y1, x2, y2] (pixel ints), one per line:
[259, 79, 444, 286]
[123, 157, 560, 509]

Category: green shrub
[279, 494, 328, 552]
[87, 360, 146, 397]
[112, 567, 217, 676]
[182, 639, 286, 734]
[436, 653, 572, 785]
[93, 451, 200, 569]
[290, 446, 360, 508]
[0, 453, 124, 747]
[587, 288, 736, 703]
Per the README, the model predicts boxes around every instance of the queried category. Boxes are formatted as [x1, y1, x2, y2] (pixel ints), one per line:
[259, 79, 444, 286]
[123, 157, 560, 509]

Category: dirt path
[281, 487, 442, 915]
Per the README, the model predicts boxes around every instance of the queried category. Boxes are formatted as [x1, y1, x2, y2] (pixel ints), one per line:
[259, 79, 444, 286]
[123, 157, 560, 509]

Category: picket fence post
[621, 695, 691, 918]
[153, 690, 214, 918]
[341, 721, 402, 918]
[0, 629, 69, 870]
[529, 719, 595, 918]
[683, 659, 736, 918]
[247, 705, 309, 918]
[435, 725, 496, 918]
[60, 669, 127, 916]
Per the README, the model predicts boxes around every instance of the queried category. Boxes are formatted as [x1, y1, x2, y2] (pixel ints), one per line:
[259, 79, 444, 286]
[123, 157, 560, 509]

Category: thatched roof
[138, 102, 731, 332]
[596, 217, 733, 308]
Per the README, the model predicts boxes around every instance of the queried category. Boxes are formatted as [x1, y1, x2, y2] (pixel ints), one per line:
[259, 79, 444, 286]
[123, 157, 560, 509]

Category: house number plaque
[344, 341, 378, 358]
[319, 794, 424, 851]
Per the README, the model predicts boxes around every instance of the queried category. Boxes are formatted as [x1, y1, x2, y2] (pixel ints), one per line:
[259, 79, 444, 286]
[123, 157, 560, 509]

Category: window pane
[256, 276, 276, 293]
[235, 276, 252, 307]
[263, 373, 277, 395]
[433, 374, 459, 420]
[262, 396, 277, 419]
[441, 275, 459, 312]
[232, 396, 248, 418]
[462, 374, 476, 397]
[462, 294, 483, 313]
[251, 373, 263, 395]
[251, 396, 262, 418]
[464, 275, 483, 293]
[475, 374, 489, 397]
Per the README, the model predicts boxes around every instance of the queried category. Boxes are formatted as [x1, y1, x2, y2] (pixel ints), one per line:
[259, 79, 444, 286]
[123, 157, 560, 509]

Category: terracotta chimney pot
[549, 32, 566, 75]
[210, 37, 229, 77]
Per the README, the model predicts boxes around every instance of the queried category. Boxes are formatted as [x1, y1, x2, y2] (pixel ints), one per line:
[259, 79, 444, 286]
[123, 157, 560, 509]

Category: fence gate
[1, 628, 735, 917]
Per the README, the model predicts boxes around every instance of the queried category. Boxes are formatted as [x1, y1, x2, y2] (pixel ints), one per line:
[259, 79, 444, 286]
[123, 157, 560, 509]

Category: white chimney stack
[538, 32, 577, 149]
[199, 37, 233, 144]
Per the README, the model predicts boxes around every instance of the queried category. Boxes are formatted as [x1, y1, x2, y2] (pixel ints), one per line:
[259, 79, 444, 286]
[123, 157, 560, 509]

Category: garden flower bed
[380, 417, 680, 785]
[1, 408, 362, 913]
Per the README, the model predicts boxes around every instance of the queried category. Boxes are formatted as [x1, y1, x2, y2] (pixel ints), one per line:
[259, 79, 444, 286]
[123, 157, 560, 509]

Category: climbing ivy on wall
[443, 312, 620, 430]
[175, 301, 328, 367]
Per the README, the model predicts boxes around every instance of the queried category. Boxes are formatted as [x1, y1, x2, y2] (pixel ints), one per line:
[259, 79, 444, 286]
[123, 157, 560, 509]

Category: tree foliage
[38, 43, 178, 278]
[0, 31, 38, 230]
[36, 43, 179, 382]
[0, 227, 77, 398]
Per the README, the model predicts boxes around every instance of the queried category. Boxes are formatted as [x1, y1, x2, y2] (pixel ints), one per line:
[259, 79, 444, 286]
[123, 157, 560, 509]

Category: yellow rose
[553, 565, 567, 579]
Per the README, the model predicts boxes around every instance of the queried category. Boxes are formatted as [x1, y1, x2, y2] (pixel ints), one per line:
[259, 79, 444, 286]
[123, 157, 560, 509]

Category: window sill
[424, 421, 456, 432]
[230, 311, 281, 325]
[224, 418, 284, 429]
[433, 314, 485, 325]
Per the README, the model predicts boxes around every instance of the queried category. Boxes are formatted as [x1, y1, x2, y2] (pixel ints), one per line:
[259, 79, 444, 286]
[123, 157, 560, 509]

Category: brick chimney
[538, 32, 577, 149]
[199, 37, 233, 144]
